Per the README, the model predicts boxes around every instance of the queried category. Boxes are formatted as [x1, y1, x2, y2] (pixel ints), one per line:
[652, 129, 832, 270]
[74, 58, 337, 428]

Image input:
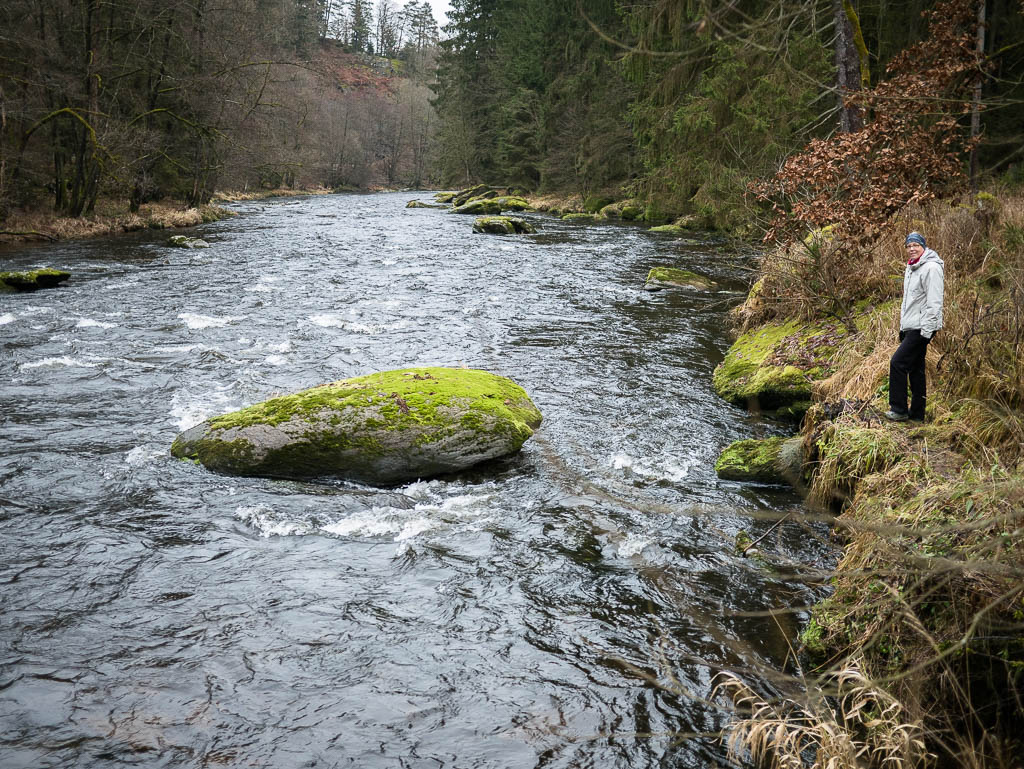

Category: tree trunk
[969, 0, 986, 193]
[833, 0, 864, 133]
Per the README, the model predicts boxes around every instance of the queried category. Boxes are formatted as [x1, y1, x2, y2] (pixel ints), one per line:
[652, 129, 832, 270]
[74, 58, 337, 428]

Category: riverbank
[0, 199, 237, 245]
[719, 190, 1024, 766]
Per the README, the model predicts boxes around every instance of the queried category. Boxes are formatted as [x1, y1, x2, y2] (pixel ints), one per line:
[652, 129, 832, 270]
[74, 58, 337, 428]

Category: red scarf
[907, 253, 922, 266]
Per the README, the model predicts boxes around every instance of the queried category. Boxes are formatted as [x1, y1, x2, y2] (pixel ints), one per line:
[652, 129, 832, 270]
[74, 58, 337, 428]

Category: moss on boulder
[715, 437, 787, 483]
[492, 196, 531, 211]
[472, 216, 536, 234]
[649, 224, 686, 235]
[0, 268, 71, 292]
[170, 367, 543, 486]
[561, 212, 594, 222]
[406, 199, 447, 209]
[167, 235, 210, 248]
[713, 319, 845, 412]
[451, 184, 493, 207]
[434, 191, 457, 203]
[643, 267, 714, 291]
[620, 204, 643, 221]
[452, 199, 504, 215]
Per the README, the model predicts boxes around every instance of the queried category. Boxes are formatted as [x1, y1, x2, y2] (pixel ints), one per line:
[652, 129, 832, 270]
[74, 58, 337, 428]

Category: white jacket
[900, 248, 944, 338]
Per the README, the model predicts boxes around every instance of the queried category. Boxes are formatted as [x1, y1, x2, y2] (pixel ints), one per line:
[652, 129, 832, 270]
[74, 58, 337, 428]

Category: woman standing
[886, 232, 944, 422]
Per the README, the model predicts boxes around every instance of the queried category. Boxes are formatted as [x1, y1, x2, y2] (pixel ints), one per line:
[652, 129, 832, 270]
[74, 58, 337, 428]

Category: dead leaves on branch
[753, 0, 985, 248]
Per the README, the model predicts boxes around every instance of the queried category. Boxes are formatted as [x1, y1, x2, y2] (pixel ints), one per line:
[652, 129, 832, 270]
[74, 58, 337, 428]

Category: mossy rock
[0, 268, 71, 292]
[713, 319, 845, 411]
[452, 199, 503, 215]
[406, 199, 446, 209]
[715, 437, 787, 483]
[649, 224, 686, 235]
[167, 235, 210, 248]
[434, 191, 457, 203]
[492, 196, 531, 211]
[170, 367, 543, 486]
[620, 204, 643, 221]
[450, 184, 493, 207]
[561, 212, 594, 222]
[643, 267, 714, 291]
[583, 195, 615, 213]
[472, 216, 536, 234]
[597, 202, 622, 219]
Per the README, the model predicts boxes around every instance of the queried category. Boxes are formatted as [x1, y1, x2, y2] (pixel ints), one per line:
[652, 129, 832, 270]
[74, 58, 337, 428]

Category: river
[0, 193, 831, 768]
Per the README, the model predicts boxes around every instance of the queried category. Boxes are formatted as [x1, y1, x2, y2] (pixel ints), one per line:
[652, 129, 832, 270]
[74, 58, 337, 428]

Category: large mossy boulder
[644, 267, 714, 291]
[406, 199, 446, 209]
[171, 367, 543, 486]
[0, 268, 71, 292]
[472, 216, 536, 234]
[452, 198, 504, 215]
[713, 319, 844, 414]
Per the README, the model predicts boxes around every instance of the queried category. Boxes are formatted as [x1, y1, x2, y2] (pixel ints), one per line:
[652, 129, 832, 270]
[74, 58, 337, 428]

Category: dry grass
[717, 662, 934, 769]
[212, 186, 334, 202]
[727, 189, 1024, 768]
[0, 200, 235, 244]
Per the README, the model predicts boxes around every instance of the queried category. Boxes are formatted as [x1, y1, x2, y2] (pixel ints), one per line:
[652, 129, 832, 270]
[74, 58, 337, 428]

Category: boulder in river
[472, 216, 536, 234]
[406, 199, 447, 209]
[491, 196, 531, 211]
[451, 184, 494, 207]
[167, 235, 210, 248]
[643, 267, 714, 291]
[0, 268, 70, 292]
[171, 367, 543, 486]
[715, 436, 804, 485]
[451, 198, 504, 215]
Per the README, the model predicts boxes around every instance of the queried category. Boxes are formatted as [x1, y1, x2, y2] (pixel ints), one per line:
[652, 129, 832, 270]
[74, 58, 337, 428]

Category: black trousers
[889, 328, 931, 419]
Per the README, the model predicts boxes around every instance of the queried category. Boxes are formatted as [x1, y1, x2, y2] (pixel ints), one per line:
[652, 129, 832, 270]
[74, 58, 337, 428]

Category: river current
[1, 193, 831, 768]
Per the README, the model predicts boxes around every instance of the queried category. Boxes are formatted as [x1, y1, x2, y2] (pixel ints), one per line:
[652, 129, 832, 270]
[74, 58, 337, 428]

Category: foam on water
[309, 314, 408, 334]
[75, 318, 117, 329]
[264, 354, 288, 366]
[0, 313, 15, 325]
[178, 312, 245, 329]
[169, 386, 241, 431]
[21, 356, 102, 370]
[611, 452, 691, 483]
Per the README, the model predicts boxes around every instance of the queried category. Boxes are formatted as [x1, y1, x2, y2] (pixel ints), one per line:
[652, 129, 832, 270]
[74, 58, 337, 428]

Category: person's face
[905, 242, 924, 261]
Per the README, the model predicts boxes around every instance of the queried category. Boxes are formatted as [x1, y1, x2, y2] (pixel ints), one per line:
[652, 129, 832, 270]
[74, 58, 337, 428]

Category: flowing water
[0, 193, 831, 768]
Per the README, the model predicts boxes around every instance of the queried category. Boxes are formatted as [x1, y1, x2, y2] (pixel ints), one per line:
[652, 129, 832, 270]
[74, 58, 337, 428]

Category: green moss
[207, 367, 540, 442]
[452, 199, 503, 215]
[713, 319, 845, 409]
[492, 196, 531, 211]
[715, 437, 786, 483]
[472, 216, 535, 234]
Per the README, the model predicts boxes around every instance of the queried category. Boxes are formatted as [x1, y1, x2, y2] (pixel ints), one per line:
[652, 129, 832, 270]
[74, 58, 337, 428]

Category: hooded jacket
[900, 248, 944, 338]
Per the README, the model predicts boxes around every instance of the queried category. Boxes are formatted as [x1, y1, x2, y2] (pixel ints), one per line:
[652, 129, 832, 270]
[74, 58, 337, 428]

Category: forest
[0, 0, 441, 221]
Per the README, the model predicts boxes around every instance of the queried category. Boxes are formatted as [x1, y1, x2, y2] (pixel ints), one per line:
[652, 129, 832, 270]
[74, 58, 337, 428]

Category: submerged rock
[472, 216, 537, 234]
[0, 268, 71, 292]
[713, 319, 845, 413]
[167, 235, 210, 248]
[406, 199, 447, 209]
[171, 367, 543, 486]
[643, 267, 714, 291]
